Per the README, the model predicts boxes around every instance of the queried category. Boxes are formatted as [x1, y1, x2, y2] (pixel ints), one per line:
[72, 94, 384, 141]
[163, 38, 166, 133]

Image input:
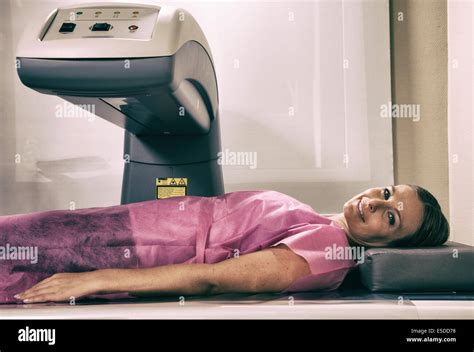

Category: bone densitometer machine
[17, 3, 224, 204]
[11, 3, 474, 318]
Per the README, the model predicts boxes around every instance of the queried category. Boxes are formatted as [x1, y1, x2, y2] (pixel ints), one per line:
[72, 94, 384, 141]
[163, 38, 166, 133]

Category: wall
[0, 0, 15, 212]
[390, 0, 450, 221]
[447, 0, 473, 246]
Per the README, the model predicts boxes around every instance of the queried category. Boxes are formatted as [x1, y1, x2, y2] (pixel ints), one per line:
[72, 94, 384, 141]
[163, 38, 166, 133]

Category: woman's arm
[16, 245, 310, 303]
[207, 244, 310, 294]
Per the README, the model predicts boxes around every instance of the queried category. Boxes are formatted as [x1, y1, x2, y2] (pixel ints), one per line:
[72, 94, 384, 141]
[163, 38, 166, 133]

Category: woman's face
[343, 185, 424, 247]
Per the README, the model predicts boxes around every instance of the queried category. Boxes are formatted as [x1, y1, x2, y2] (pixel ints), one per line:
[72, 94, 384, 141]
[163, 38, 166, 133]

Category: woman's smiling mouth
[357, 199, 365, 222]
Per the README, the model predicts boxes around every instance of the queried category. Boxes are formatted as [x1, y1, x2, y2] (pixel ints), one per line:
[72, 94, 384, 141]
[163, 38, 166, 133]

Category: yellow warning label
[156, 178, 188, 199]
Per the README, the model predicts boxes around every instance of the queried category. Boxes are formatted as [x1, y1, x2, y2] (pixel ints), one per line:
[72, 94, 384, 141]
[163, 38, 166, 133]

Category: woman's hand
[15, 271, 104, 304]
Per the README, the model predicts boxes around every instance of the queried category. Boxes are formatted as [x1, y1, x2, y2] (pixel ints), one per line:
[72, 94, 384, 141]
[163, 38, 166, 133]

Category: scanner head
[16, 3, 218, 136]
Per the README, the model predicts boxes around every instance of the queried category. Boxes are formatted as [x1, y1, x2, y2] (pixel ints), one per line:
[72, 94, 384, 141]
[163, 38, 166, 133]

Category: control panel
[42, 6, 160, 41]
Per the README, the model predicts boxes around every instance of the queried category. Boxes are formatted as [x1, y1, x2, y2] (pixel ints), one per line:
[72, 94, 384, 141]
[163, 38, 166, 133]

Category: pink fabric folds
[0, 190, 355, 303]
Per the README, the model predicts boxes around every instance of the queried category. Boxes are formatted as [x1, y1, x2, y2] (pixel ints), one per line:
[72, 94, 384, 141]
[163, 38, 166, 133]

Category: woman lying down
[1, 185, 449, 304]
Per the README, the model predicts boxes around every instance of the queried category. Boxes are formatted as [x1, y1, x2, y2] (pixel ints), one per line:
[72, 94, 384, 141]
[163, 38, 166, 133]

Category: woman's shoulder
[221, 190, 335, 224]
[222, 189, 305, 204]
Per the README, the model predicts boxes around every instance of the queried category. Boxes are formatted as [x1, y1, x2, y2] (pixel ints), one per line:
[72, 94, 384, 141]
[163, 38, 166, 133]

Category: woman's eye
[383, 188, 391, 200]
[388, 212, 395, 226]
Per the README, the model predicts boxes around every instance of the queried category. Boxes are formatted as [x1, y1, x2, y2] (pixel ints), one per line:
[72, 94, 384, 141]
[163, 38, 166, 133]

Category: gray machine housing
[16, 3, 224, 204]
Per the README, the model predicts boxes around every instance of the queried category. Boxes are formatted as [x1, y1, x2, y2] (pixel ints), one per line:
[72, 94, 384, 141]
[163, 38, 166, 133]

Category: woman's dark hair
[389, 185, 450, 247]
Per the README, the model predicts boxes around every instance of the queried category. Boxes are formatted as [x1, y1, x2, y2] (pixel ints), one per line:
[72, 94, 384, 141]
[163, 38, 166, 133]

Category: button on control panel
[59, 22, 76, 33]
[91, 23, 112, 31]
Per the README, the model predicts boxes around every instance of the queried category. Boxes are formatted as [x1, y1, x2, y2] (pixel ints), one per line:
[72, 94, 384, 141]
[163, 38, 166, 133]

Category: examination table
[1, 242, 472, 319]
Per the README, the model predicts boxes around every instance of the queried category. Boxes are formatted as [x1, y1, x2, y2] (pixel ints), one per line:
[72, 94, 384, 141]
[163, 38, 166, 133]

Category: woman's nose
[365, 198, 386, 212]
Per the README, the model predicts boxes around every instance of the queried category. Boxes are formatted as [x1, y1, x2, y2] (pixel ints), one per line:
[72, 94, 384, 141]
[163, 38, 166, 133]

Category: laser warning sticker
[156, 178, 188, 199]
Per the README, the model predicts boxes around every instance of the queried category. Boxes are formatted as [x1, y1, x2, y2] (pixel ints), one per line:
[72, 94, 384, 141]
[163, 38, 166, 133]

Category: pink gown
[0, 190, 356, 303]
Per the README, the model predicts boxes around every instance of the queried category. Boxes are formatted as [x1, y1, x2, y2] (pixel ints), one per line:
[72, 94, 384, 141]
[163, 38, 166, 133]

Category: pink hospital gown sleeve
[272, 223, 357, 292]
